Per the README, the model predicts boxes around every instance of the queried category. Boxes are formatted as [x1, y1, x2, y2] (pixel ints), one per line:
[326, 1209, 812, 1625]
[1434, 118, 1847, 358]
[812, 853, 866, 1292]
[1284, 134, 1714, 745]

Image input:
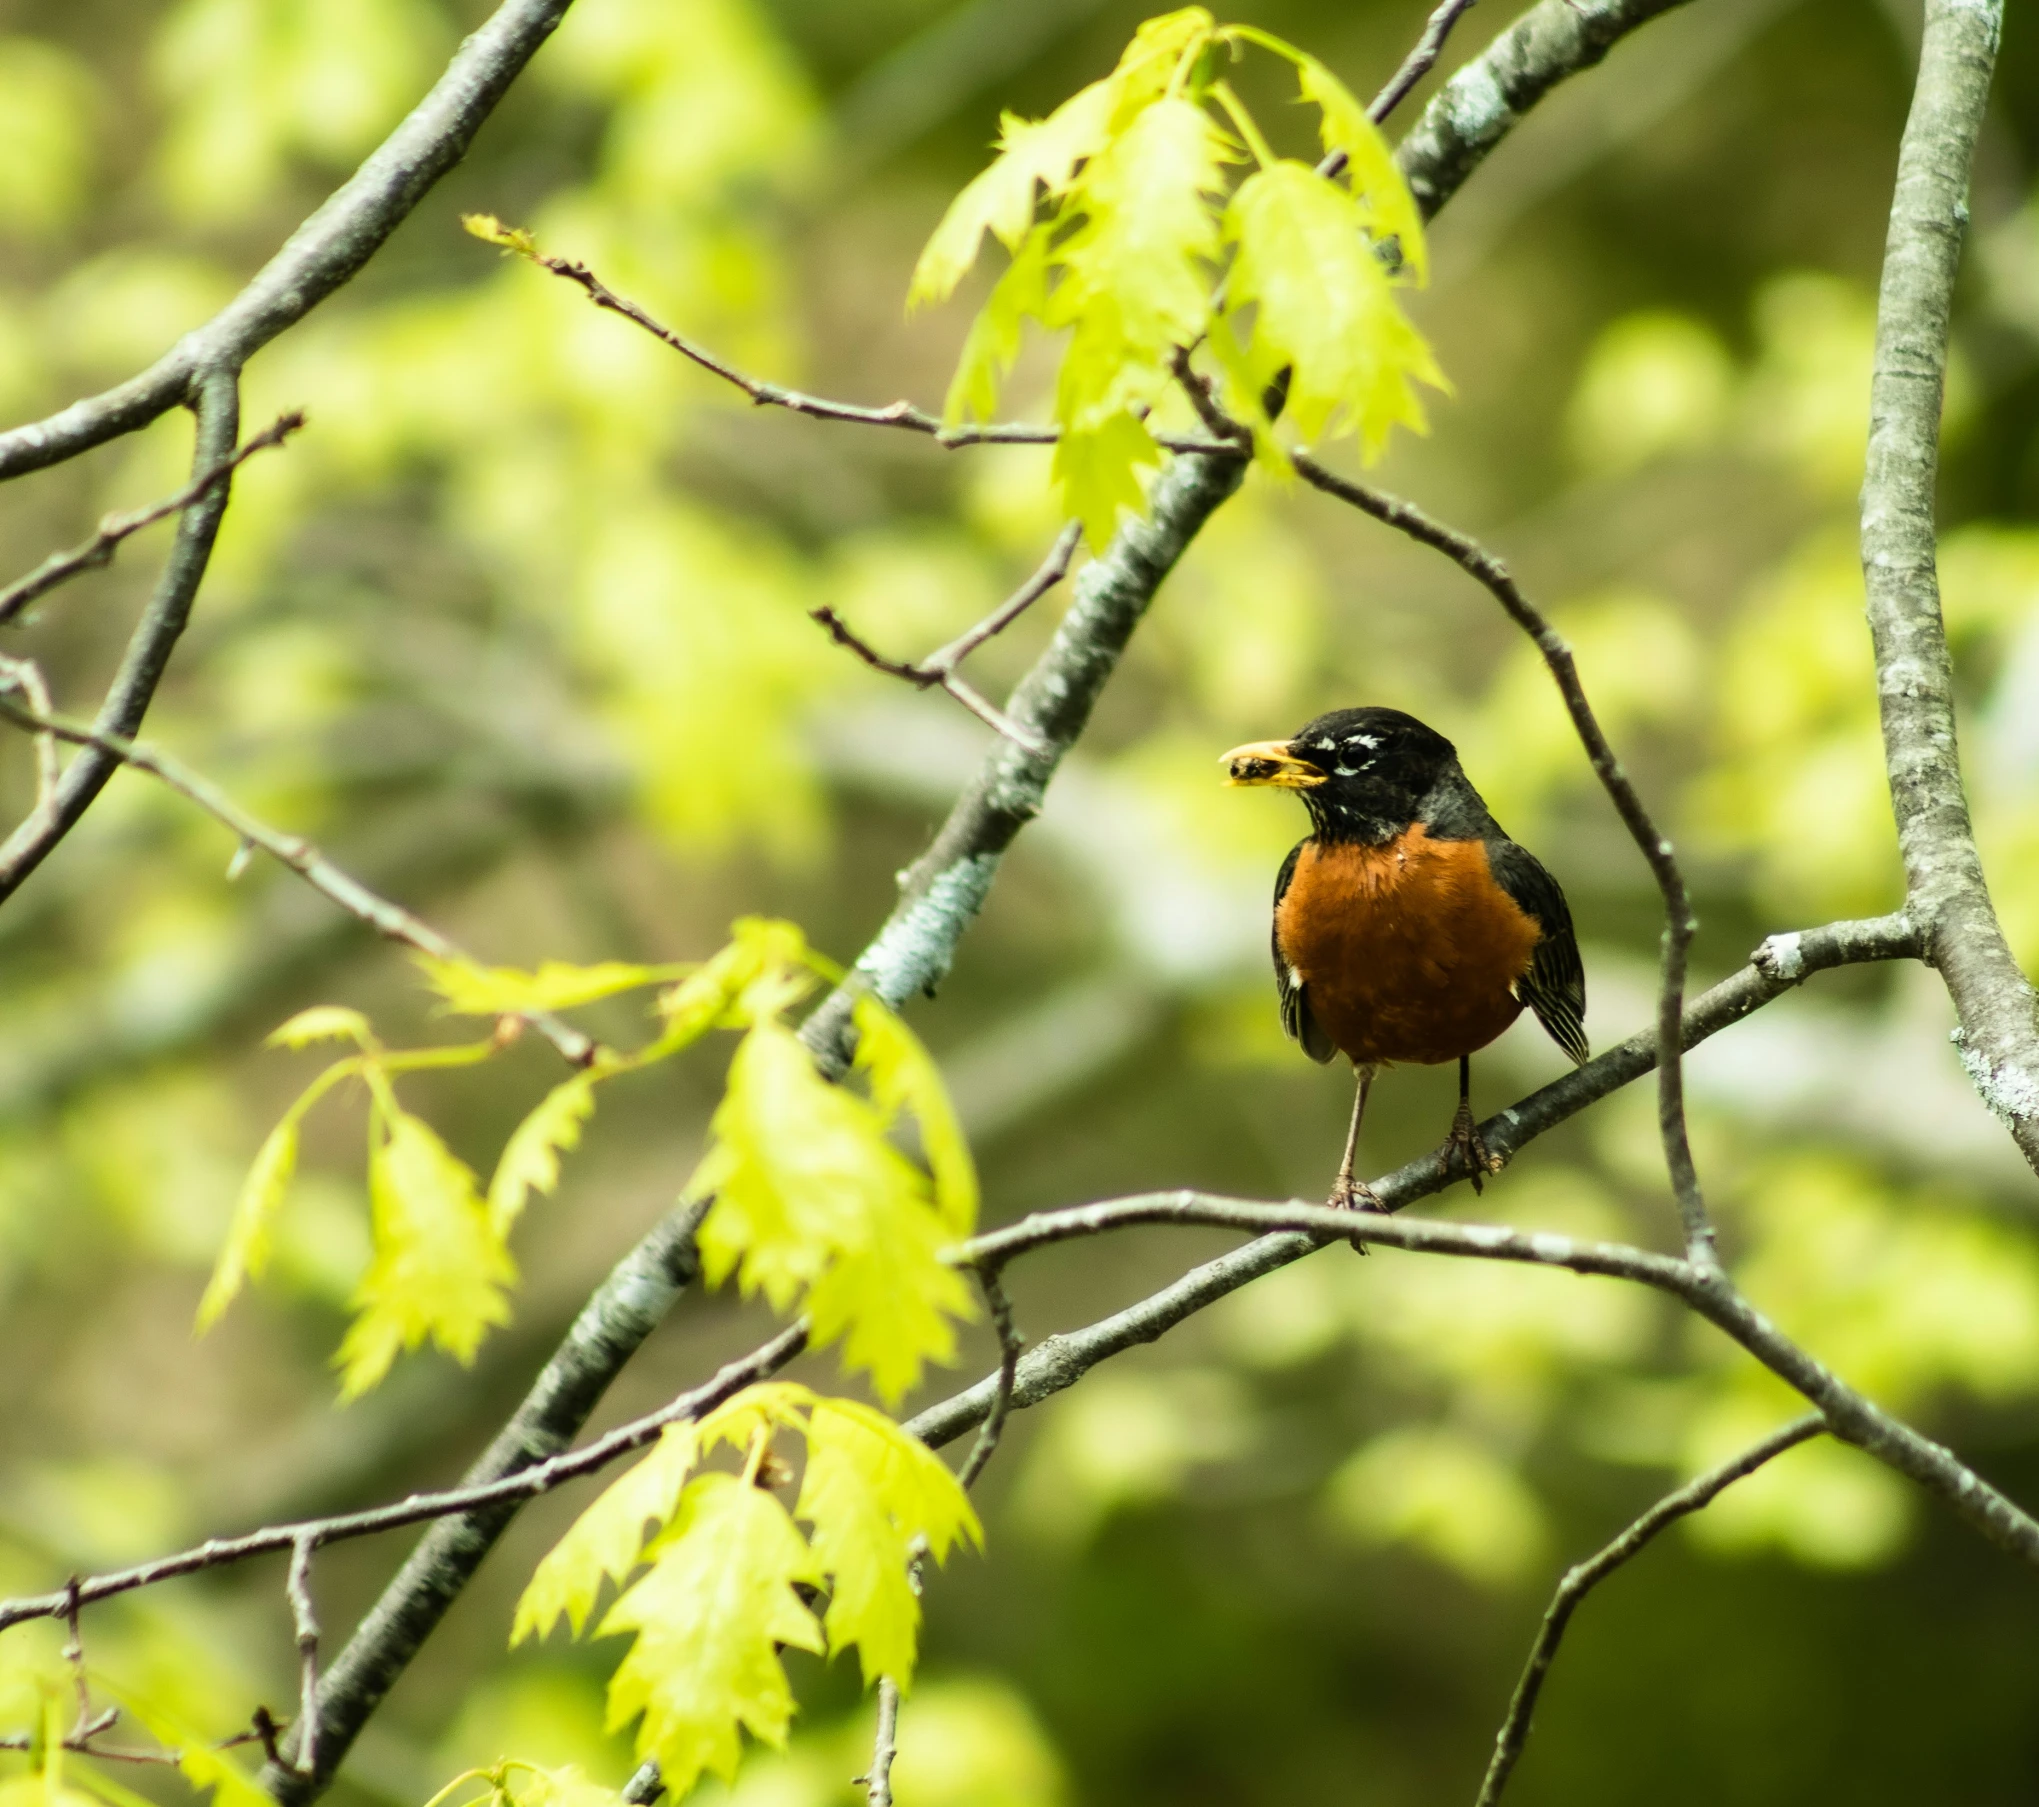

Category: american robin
[1221, 706, 1588, 1210]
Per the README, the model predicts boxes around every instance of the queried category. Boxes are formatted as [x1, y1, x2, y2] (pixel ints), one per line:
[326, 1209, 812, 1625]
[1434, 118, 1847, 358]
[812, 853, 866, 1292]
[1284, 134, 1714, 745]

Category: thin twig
[60, 1578, 91, 1737]
[0, 659, 61, 843]
[511, 248, 1237, 457]
[0, 413, 305, 627]
[0, 699, 600, 1069]
[286, 1539, 321, 1777]
[1475, 1415, 1825, 1806]
[1292, 454, 1718, 1268]
[955, 1267, 1021, 1491]
[809, 525, 1080, 756]
[0, 1324, 808, 1634]
[1368, 0, 1482, 126]
[863, 1680, 903, 1807]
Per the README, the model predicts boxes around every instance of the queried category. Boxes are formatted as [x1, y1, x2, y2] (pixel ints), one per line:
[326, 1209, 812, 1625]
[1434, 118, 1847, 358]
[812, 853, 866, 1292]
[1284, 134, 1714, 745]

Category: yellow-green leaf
[1296, 54, 1427, 283]
[1050, 409, 1163, 549]
[488, 1070, 599, 1236]
[195, 1115, 298, 1331]
[1044, 95, 1226, 543]
[797, 1399, 982, 1687]
[805, 1182, 977, 1407]
[1219, 159, 1445, 453]
[514, 1382, 818, 1645]
[691, 1020, 910, 1310]
[415, 953, 674, 1016]
[198, 1055, 361, 1331]
[515, 1424, 701, 1643]
[691, 1020, 972, 1402]
[599, 1472, 824, 1799]
[851, 996, 978, 1233]
[909, 81, 1119, 309]
[266, 1005, 372, 1050]
[657, 918, 817, 1043]
[941, 220, 1052, 427]
[462, 211, 539, 257]
[337, 1110, 516, 1399]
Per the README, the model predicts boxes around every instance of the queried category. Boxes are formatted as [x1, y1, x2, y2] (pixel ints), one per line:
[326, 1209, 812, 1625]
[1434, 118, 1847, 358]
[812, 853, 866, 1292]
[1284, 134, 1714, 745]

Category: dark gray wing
[1273, 841, 1336, 1064]
[1486, 838, 1589, 1067]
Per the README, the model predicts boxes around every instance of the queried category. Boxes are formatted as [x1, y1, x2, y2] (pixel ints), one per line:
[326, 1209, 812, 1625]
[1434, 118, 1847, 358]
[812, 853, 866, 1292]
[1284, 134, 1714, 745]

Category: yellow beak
[1219, 739, 1326, 789]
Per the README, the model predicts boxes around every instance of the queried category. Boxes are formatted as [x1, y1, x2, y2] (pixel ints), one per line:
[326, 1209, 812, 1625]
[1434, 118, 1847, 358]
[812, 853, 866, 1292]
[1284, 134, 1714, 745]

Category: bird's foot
[1439, 1102, 1500, 1195]
[1327, 1172, 1385, 1213]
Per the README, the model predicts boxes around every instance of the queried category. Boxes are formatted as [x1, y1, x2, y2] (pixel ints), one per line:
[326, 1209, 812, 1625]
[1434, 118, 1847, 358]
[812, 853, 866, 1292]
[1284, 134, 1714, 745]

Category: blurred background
[2, 0, 2039, 1800]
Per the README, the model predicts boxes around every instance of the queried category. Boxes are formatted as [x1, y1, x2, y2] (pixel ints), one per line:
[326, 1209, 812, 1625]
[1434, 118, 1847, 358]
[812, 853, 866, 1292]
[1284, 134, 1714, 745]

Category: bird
[1220, 705, 1588, 1211]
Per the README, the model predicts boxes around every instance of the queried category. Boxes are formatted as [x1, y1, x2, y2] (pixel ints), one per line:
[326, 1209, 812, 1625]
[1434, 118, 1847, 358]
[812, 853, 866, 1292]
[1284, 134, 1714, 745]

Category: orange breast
[1274, 826, 1541, 1068]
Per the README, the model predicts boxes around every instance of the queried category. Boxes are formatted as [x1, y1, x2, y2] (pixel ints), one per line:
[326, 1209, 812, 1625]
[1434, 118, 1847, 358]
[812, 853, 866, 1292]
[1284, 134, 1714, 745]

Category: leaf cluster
[512, 1383, 980, 1801]
[910, 8, 1445, 545]
[202, 921, 978, 1407]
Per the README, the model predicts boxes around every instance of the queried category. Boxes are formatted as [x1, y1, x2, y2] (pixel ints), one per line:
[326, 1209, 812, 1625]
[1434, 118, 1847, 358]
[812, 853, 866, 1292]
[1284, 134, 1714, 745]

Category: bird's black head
[1222, 706, 1487, 844]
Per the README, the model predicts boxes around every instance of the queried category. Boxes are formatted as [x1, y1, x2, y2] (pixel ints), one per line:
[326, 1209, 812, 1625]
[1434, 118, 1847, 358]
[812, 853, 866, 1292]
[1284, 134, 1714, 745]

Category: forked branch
[810, 524, 1081, 755]
[0, 412, 305, 626]
[1474, 1415, 1825, 1806]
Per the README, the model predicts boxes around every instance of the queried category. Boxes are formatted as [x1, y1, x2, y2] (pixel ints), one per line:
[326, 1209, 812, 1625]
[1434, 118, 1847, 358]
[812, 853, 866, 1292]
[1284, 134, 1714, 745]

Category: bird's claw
[1327, 1173, 1385, 1213]
[1440, 1102, 1499, 1195]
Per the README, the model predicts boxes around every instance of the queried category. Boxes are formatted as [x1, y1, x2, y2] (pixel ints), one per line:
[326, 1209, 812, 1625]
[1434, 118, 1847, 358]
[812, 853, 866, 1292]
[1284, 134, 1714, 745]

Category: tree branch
[1857, 0, 2032, 1167]
[905, 913, 1918, 1453]
[1294, 456, 1718, 1265]
[0, 412, 304, 626]
[1474, 1415, 1825, 1807]
[0, 373, 241, 901]
[0, 1315, 807, 1637]
[0, 0, 578, 482]
[1391, 0, 1697, 219]
[493, 243, 1237, 458]
[809, 523, 1081, 757]
[1367, 0, 1483, 128]
[0, 700, 599, 1068]
[954, 1267, 1022, 1492]
[945, 1190, 2039, 1569]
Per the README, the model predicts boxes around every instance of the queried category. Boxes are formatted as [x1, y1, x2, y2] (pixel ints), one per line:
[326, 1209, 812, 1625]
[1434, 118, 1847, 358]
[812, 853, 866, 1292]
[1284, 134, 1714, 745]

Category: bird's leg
[1440, 1054, 1497, 1194]
[1328, 1065, 1384, 1211]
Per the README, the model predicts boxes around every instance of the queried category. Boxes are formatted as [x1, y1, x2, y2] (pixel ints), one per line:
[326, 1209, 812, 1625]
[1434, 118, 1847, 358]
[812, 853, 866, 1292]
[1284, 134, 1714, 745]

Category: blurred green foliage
[2, 0, 2039, 1803]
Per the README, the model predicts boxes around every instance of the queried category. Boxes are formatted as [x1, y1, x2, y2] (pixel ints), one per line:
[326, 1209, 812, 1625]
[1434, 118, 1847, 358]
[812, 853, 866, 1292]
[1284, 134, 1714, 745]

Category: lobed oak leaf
[690, 1020, 912, 1312]
[1219, 160, 1445, 455]
[909, 81, 1118, 309]
[488, 1069, 599, 1236]
[513, 1382, 817, 1646]
[798, 1399, 982, 1687]
[336, 1109, 516, 1399]
[1295, 55, 1427, 283]
[195, 1115, 298, 1331]
[803, 1183, 976, 1406]
[598, 1473, 824, 1800]
[514, 1424, 701, 1643]
[850, 996, 978, 1233]
[941, 221, 1051, 427]
[415, 953, 676, 1016]
[198, 1055, 362, 1331]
